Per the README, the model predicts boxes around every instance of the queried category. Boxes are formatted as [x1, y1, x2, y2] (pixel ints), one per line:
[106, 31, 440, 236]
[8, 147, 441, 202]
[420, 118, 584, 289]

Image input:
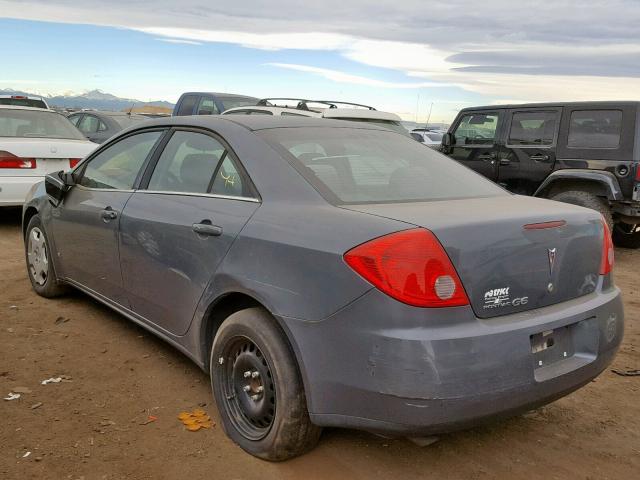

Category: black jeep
[442, 101, 640, 247]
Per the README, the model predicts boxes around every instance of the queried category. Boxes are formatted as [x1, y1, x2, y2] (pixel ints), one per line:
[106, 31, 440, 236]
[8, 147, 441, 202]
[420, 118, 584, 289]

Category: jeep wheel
[612, 223, 640, 249]
[210, 307, 321, 461]
[549, 190, 613, 230]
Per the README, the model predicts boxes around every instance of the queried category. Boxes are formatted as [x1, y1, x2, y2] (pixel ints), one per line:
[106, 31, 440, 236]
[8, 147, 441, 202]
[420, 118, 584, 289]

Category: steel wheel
[220, 336, 276, 441]
[27, 227, 49, 286]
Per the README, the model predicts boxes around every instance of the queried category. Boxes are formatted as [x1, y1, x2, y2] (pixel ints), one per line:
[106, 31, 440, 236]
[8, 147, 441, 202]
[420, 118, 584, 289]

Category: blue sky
[1, 1, 640, 122]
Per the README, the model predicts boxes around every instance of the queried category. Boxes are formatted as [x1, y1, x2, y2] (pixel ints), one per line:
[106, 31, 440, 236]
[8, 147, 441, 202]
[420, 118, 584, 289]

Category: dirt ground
[0, 206, 638, 480]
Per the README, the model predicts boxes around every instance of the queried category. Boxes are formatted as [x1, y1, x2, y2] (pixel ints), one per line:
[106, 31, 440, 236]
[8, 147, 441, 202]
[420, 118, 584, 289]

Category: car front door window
[454, 113, 499, 145]
[78, 130, 163, 190]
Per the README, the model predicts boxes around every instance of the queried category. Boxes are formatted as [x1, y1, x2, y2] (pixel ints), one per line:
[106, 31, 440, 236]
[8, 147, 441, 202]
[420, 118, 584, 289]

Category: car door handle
[530, 154, 551, 162]
[499, 158, 511, 166]
[100, 208, 118, 221]
[477, 152, 497, 161]
[192, 222, 223, 237]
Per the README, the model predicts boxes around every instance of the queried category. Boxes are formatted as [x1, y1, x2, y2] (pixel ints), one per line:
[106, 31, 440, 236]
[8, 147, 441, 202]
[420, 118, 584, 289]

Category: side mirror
[45, 170, 74, 207]
[442, 132, 454, 147]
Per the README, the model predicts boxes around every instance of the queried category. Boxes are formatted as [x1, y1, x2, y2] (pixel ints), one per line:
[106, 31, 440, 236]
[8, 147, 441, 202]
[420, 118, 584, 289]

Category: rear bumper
[0, 176, 42, 206]
[281, 281, 623, 436]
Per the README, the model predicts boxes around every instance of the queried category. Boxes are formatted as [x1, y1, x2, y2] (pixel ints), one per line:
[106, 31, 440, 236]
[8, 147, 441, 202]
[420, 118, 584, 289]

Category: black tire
[24, 215, 67, 298]
[549, 190, 613, 230]
[612, 223, 640, 249]
[210, 307, 321, 461]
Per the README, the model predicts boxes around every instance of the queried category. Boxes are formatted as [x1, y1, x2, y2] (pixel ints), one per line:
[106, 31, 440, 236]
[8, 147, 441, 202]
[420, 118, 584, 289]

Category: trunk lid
[344, 195, 604, 318]
[0, 138, 97, 176]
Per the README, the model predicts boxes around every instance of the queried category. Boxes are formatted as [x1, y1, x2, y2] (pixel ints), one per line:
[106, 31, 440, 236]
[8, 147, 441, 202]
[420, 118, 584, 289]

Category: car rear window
[0, 98, 47, 108]
[259, 127, 506, 204]
[568, 110, 622, 149]
[218, 96, 258, 111]
[0, 109, 85, 140]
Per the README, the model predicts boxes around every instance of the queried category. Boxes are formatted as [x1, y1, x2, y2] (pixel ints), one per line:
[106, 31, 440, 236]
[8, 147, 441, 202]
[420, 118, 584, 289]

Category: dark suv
[442, 101, 640, 247]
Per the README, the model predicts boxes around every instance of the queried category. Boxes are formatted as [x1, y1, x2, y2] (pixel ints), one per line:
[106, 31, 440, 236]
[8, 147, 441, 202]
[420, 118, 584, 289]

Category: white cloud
[155, 37, 202, 45]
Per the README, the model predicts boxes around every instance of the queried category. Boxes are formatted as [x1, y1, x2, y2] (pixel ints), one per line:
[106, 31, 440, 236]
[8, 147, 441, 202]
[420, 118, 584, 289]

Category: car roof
[460, 101, 640, 112]
[0, 105, 55, 112]
[130, 114, 391, 132]
[321, 109, 402, 121]
[223, 106, 320, 117]
[179, 92, 258, 99]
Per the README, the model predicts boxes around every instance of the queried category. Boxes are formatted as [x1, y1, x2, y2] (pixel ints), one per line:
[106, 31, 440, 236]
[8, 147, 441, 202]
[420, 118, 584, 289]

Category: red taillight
[0, 150, 36, 169]
[344, 228, 469, 308]
[69, 158, 81, 168]
[600, 218, 614, 275]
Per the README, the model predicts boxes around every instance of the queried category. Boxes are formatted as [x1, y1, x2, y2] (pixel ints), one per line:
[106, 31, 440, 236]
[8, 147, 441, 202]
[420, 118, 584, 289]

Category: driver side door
[448, 111, 503, 182]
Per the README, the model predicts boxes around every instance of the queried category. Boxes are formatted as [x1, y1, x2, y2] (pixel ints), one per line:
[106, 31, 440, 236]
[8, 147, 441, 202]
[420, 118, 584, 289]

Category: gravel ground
[1, 206, 638, 480]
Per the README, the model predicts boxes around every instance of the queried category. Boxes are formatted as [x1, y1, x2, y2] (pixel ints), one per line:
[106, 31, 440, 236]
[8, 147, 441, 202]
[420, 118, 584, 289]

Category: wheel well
[541, 179, 609, 199]
[201, 293, 262, 370]
[22, 207, 38, 238]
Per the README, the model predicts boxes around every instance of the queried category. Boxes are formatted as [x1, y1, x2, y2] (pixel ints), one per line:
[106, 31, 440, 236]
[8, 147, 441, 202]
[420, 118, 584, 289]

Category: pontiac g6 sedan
[23, 116, 623, 460]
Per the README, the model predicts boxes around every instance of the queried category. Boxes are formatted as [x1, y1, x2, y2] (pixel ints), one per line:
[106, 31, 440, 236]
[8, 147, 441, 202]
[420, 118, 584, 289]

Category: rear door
[499, 108, 561, 194]
[119, 128, 259, 335]
[50, 129, 165, 306]
[448, 111, 503, 181]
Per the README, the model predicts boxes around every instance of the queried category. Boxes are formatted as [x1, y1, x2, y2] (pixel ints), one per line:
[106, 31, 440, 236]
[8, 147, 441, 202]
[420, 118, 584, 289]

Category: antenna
[425, 102, 433, 129]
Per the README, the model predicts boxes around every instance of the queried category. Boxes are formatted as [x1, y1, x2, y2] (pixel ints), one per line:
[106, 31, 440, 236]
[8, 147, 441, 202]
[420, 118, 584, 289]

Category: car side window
[568, 110, 622, 149]
[78, 130, 163, 190]
[197, 96, 219, 115]
[508, 111, 558, 146]
[68, 115, 81, 126]
[177, 95, 198, 115]
[78, 115, 101, 134]
[147, 131, 226, 193]
[210, 156, 247, 197]
[453, 113, 499, 145]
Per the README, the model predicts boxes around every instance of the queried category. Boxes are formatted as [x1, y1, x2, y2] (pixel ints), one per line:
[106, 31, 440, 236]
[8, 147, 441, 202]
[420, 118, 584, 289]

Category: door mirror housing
[442, 132, 454, 147]
[45, 170, 75, 207]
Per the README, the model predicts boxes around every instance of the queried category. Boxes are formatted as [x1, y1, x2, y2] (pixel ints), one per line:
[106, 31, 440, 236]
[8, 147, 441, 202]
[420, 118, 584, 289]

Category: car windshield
[259, 127, 506, 204]
[218, 96, 258, 111]
[0, 109, 85, 140]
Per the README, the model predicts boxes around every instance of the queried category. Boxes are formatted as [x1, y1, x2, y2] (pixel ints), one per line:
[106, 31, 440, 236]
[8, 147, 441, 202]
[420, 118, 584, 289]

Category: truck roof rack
[256, 98, 376, 111]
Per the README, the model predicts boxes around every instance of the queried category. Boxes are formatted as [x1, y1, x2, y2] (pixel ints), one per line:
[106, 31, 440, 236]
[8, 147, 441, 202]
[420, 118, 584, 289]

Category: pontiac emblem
[547, 248, 557, 275]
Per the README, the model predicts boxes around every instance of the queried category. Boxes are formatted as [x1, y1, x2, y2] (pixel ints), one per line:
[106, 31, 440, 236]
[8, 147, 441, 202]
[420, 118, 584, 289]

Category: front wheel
[612, 222, 640, 249]
[210, 307, 321, 461]
[24, 215, 67, 297]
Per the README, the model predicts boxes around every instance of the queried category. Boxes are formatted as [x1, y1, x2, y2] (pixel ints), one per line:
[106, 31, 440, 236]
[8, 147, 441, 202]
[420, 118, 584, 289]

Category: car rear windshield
[259, 127, 506, 204]
[0, 109, 85, 140]
[218, 96, 258, 111]
[0, 98, 47, 108]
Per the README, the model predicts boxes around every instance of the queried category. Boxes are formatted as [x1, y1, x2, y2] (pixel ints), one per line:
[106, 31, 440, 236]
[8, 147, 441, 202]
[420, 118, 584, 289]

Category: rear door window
[568, 110, 622, 148]
[508, 111, 558, 146]
[196, 96, 219, 115]
[78, 115, 102, 134]
[453, 113, 499, 145]
[176, 95, 198, 116]
[78, 130, 163, 190]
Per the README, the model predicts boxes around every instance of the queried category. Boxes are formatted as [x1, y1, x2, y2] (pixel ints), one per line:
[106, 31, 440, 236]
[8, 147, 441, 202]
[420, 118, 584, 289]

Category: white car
[0, 106, 97, 206]
[411, 128, 445, 148]
[223, 99, 408, 135]
[0, 94, 49, 109]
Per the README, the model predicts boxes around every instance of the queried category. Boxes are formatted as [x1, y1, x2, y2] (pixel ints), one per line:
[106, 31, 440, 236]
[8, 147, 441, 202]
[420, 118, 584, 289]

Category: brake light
[0, 150, 36, 169]
[69, 158, 81, 168]
[600, 218, 614, 275]
[344, 228, 469, 307]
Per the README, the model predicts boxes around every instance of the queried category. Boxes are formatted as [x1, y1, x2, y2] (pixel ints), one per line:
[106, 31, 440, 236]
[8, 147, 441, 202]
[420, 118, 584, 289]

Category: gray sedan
[68, 111, 149, 143]
[23, 116, 623, 460]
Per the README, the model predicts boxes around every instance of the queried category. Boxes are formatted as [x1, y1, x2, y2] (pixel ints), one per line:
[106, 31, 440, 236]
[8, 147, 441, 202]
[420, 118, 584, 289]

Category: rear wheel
[210, 307, 321, 461]
[24, 215, 66, 298]
[612, 222, 640, 249]
[549, 190, 613, 230]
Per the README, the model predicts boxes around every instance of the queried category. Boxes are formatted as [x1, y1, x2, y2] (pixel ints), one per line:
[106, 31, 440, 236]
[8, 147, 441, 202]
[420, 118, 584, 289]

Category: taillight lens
[600, 218, 614, 275]
[0, 150, 36, 169]
[69, 158, 81, 168]
[344, 228, 469, 307]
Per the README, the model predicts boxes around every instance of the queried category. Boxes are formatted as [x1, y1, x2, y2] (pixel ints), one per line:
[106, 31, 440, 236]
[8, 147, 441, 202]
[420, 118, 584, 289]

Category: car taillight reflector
[600, 218, 614, 275]
[0, 150, 36, 169]
[344, 228, 469, 308]
[69, 158, 81, 168]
